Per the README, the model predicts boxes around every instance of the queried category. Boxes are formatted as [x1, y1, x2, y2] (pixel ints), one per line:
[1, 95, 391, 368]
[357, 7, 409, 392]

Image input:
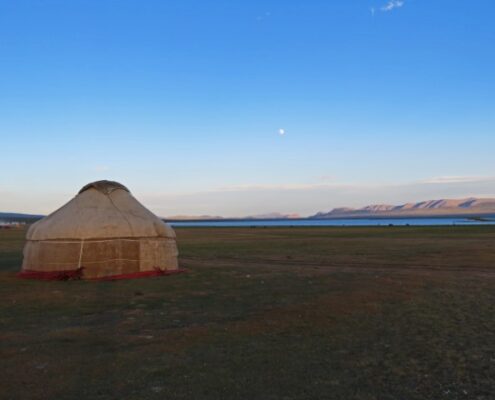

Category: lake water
[169, 216, 495, 228]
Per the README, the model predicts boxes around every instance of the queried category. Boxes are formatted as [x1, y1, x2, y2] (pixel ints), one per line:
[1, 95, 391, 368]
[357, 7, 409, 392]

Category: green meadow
[1, 226, 494, 399]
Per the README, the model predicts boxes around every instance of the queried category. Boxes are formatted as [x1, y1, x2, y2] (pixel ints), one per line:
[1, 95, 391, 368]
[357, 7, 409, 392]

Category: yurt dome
[19, 180, 180, 280]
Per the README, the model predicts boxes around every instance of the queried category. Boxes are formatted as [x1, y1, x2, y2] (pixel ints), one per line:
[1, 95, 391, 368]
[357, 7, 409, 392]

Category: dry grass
[0, 226, 494, 399]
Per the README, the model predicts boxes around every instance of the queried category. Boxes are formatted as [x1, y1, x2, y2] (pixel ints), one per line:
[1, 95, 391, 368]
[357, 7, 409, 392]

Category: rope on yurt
[78, 239, 84, 269]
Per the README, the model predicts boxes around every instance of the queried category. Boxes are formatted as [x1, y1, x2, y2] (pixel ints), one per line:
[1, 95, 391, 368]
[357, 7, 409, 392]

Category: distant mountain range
[0, 212, 44, 222]
[0, 212, 44, 220]
[164, 215, 224, 221]
[245, 212, 301, 220]
[3, 198, 495, 223]
[164, 212, 301, 221]
[310, 198, 495, 219]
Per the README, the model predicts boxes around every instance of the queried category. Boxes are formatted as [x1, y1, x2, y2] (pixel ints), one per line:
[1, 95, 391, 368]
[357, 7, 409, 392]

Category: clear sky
[1, 0, 494, 217]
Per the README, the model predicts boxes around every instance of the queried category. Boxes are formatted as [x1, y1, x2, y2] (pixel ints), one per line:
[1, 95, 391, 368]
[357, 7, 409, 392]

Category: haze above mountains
[2, 198, 495, 222]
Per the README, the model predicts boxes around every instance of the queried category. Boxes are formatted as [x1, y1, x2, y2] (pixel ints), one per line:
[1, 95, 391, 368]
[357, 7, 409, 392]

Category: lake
[168, 216, 495, 227]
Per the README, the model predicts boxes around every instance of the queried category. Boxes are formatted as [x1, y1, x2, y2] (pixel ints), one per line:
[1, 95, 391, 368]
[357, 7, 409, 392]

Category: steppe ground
[0, 226, 494, 400]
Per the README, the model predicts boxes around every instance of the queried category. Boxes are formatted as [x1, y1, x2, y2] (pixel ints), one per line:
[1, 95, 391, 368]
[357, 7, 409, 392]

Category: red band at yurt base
[17, 267, 84, 281]
[17, 267, 186, 281]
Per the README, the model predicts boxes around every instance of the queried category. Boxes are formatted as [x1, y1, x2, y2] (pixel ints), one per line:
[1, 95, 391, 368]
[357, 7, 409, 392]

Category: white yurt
[19, 180, 180, 280]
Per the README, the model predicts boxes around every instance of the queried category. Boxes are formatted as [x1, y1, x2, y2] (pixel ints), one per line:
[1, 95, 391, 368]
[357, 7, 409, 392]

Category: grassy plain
[1, 226, 494, 400]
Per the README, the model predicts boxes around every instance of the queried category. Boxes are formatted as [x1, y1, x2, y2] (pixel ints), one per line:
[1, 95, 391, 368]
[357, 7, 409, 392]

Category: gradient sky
[1, 0, 494, 217]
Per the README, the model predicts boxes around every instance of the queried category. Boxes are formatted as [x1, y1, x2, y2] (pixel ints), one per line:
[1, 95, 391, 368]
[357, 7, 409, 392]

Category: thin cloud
[256, 11, 271, 22]
[216, 183, 345, 192]
[93, 165, 110, 173]
[419, 176, 492, 184]
[318, 175, 337, 183]
[380, 1, 405, 12]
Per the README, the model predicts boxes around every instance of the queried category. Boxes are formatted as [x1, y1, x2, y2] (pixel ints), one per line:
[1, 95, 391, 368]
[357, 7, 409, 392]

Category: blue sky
[1, 0, 494, 216]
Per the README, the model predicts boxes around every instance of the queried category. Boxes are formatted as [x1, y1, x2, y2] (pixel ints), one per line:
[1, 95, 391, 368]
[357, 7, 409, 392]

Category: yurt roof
[27, 181, 175, 241]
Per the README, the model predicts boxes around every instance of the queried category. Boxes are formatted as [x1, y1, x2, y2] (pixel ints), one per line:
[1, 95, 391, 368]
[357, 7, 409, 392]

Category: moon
[278, 128, 285, 136]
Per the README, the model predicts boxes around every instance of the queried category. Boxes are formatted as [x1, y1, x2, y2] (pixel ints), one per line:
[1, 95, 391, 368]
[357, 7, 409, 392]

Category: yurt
[19, 180, 180, 280]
